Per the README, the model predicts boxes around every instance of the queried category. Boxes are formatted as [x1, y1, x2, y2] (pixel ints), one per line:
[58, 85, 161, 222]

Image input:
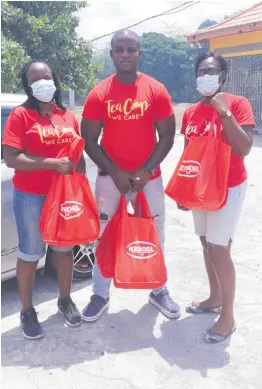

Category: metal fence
[223, 55, 262, 128]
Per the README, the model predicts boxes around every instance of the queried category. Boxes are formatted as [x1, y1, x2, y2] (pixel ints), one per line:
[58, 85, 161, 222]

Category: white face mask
[30, 79, 56, 102]
[196, 74, 221, 97]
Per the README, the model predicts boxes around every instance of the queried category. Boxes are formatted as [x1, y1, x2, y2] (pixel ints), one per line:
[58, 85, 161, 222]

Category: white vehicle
[1, 94, 97, 282]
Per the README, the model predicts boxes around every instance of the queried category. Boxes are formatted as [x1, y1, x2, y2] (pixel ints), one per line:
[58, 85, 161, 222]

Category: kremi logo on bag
[59, 201, 84, 220]
[126, 241, 157, 259]
[178, 160, 201, 178]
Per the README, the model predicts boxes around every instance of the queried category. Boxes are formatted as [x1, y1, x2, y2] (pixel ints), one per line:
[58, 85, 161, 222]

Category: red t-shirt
[82, 73, 174, 179]
[2, 105, 80, 194]
[180, 94, 255, 187]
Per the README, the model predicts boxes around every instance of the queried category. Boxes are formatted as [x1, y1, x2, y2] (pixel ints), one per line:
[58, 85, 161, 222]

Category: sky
[77, 0, 255, 47]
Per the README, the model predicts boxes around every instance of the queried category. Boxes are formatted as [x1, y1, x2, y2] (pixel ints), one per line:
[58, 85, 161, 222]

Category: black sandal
[204, 321, 236, 343]
[186, 302, 222, 314]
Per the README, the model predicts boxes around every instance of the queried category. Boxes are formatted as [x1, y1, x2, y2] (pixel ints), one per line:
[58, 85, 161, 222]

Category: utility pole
[69, 88, 75, 109]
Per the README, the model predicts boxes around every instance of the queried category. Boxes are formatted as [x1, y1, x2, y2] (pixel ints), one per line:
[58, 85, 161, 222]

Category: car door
[1, 106, 18, 279]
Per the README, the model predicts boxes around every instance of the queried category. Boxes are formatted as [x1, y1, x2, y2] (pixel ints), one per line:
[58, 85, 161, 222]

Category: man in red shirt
[81, 29, 180, 321]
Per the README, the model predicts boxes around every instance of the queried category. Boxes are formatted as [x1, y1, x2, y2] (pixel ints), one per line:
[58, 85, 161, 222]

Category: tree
[198, 19, 217, 30]
[140, 32, 186, 93]
[92, 46, 115, 80]
[1, 1, 100, 96]
[1, 33, 29, 93]
[139, 32, 208, 103]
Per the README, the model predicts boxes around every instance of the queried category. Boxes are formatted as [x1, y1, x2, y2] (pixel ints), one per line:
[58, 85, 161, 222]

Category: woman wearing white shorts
[179, 52, 255, 343]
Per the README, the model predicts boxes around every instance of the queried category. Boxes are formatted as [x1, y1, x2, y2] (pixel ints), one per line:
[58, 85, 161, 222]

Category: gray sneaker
[20, 307, 44, 340]
[149, 291, 181, 319]
[58, 296, 82, 327]
[82, 295, 110, 322]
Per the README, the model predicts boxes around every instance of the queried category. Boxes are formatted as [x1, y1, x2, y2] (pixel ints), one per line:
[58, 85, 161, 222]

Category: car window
[1, 106, 14, 161]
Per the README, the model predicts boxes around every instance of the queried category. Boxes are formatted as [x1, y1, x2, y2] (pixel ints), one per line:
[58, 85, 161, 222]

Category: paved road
[1, 134, 262, 389]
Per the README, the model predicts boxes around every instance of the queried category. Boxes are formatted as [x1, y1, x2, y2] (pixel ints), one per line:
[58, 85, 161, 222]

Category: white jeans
[92, 175, 168, 299]
[192, 181, 247, 246]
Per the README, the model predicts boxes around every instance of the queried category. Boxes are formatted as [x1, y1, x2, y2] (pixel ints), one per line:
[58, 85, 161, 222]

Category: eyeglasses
[197, 68, 221, 77]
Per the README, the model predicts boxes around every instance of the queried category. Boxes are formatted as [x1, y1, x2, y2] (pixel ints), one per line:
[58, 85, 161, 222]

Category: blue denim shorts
[14, 189, 73, 262]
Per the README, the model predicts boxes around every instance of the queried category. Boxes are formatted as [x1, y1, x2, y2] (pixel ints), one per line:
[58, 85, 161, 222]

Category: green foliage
[198, 19, 217, 30]
[140, 32, 208, 103]
[1, 33, 29, 93]
[8, 1, 87, 20]
[92, 48, 115, 80]
[1, 1, 97, 96]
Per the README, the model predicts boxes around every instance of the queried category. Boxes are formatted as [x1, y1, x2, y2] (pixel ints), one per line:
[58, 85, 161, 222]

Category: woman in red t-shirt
[3, 60, 84, 339]
[178, 53, 255, 343]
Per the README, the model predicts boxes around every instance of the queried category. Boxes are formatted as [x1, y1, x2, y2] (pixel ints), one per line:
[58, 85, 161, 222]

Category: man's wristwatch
[144, 163, 156, 176]
[219, 110, 232, 119]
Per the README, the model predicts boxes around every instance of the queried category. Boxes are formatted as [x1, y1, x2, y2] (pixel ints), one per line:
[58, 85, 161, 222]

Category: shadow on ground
[1, 275, 230, 377]
[1, 273, 92, 319]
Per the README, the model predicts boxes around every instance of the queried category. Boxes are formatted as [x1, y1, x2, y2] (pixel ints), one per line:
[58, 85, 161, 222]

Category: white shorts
[192, 181, 247, 246]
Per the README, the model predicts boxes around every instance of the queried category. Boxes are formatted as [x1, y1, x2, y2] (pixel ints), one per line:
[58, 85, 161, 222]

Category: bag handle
[69, 137, 85, 163]
[134, 192, 152, 218]
[195, 112, 221, 198]
[117, 193, 152, 219]
[117, 195, 128, 216]
[56, 136, 85, 163]
[208, 111, 220, 139]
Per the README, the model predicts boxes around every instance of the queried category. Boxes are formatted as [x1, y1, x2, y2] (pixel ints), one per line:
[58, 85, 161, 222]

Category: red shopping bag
[96, 194, 151, 279]
[165, 114, 231, 210]
[39, 137, 100, 247]
[96, 211, 121, 278]
[113, 193, 167, 289]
